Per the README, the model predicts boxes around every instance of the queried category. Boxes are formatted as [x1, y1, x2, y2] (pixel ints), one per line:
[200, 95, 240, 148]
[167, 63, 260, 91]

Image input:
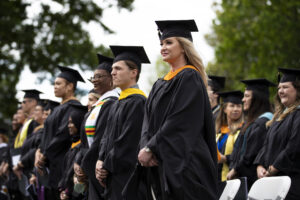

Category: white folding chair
[219, 179, 241, 200]
[247, 176, 291, 200]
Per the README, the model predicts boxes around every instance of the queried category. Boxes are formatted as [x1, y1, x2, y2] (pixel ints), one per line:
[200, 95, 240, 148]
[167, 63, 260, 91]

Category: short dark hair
[124, 60, 140, 82]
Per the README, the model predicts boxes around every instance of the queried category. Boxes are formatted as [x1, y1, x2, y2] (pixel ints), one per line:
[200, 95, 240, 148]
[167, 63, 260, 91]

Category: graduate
[207, 75, 226, 122]
[215, 91, 244, 182]
[227, 79, 275, 189]
[86, 89, 100, 111]
[14, 89, 42, 150]
[13, 99, 48, 178]
[36, 66, 84, 199]
[137, 20, 218, 200]
[255, 68, 300, 200]
[95, 46, 149, 200]
[58, 104, 88, 200]
[74, 54, 119, 200]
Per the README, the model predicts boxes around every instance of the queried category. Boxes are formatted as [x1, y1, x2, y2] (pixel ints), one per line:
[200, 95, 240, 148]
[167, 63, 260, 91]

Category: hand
[266, 165, 279, 177]
[73, 163, 86, 183]
[29, 174, 37, 186]
[13, 165, 22, 180]
[95, 160, 107, 187]
[257, 165, 267, 179]
[35, 149, 46, 170]
[60, 190, 69, 200]
[138, 147, 158, 167]
[227, 169, 237, 180]
[218, 153, 227, 164]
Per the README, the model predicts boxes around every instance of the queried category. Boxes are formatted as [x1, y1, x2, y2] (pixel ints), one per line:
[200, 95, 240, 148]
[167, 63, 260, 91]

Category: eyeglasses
[89, 74, 109, 81]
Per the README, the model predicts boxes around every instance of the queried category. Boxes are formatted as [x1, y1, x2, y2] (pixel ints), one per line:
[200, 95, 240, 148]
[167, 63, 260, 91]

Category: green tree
[147, 56, 170, 91]
[0, 0, 135, 127]
[206, 0, 300, 91]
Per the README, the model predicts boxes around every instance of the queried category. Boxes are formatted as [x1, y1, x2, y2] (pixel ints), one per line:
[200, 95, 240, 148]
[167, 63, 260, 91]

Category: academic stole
[85, 99, 107, 147]
[221, 129, 240, 181]
[14, 118, 33, 148]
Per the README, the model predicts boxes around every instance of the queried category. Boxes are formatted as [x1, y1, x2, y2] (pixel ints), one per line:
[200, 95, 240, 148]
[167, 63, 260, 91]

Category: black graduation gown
[254, 108, 300, 200]
[58, 142, 82, 199]
[40, 99, 81, 189]
[230, 117, 269, 188]
[20, 127, 43, 173]
[140, 68, 218, 200]
[80, 97, 117, 200]
[98, 93, 146, 200]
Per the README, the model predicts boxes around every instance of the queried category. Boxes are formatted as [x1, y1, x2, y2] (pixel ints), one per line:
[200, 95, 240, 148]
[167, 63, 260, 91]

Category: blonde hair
[215, 102, 244, 135]
[176, 37, 208, 86]
[267, 81, 300, 126]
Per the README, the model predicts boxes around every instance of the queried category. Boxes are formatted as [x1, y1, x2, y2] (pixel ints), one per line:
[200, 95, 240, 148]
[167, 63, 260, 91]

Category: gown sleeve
[102, 96, 145, 174]
[273, 110, 300, 173]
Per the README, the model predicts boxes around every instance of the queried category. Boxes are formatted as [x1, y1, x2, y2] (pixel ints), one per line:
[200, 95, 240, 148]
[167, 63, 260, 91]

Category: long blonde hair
[216, 102, 244, 135]
[267, 81, 300, 126]
[176, 37, 208, 86]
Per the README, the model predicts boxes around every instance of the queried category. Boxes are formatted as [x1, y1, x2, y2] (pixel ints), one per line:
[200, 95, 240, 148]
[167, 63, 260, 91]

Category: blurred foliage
[205, 0, 300, 92]
[147, 56, 170, 91]
[0, 0, 135, 127]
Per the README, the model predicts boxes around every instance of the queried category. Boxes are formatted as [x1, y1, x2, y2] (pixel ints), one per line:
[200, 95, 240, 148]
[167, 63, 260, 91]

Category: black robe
[80, 97, 117, 200]
[254, 108, 300, 200]
[98, 93, 146, 200]
[139, 68, 218, 200]
[40, 99, 81, 189]
[230, 116, 269, 188]
[20, 127, 43, 174]
[58, 142, 82, 199]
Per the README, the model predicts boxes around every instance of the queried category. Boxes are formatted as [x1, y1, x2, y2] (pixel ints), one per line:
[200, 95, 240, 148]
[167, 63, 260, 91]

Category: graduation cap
[208, 75, 226, 92]
[37, 99, 48, 108]
[241, 78, 276, 96]
[110, 45, 150, 71]
[218, 91, 243, 104]
[155, 20, 198, 41]
[278, 68, 300, 83]
[22, 89, 42, 101]
[44, 99, 60, 111]
[97, 54, 114, 73]
[57, 66, 85, 89]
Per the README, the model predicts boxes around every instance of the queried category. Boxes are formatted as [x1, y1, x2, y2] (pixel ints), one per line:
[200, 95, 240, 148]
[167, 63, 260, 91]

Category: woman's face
[54, 77, 69, 97]
[87, 93, 98, 110]
[278, 82, 297, 107]
[92, 69, 111, 93]
[34, 105, 44, 123]
[224, 102, 243, 121]
[160, 37, 184, 63]
[68, 117, 78, 136]
[242, 90, 253, 111]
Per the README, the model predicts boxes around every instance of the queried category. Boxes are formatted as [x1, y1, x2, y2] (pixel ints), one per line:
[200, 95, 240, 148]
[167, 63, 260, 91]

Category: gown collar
[119, 88, 146, 100]
[163, 65, 199, 80]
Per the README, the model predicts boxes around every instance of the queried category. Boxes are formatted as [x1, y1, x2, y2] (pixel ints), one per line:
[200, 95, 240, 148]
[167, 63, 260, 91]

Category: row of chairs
[219, 176, 291, 200]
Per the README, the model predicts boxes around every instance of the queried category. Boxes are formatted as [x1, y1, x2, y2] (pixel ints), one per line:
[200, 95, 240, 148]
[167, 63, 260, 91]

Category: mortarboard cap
[44, 99, 60, 111]
[110, 45, 150, 71]
[241, 78, 275, 97]
[97, 54, 114, 73]
[57, 66, 85, 89]
[22, 89, 42, 100]
[278, 68, 300, 83]
[37, 99, 48, 108]
[208, 75, 226, 92]
[218, 91, 243, 104]
[155, 20, 198, 42]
